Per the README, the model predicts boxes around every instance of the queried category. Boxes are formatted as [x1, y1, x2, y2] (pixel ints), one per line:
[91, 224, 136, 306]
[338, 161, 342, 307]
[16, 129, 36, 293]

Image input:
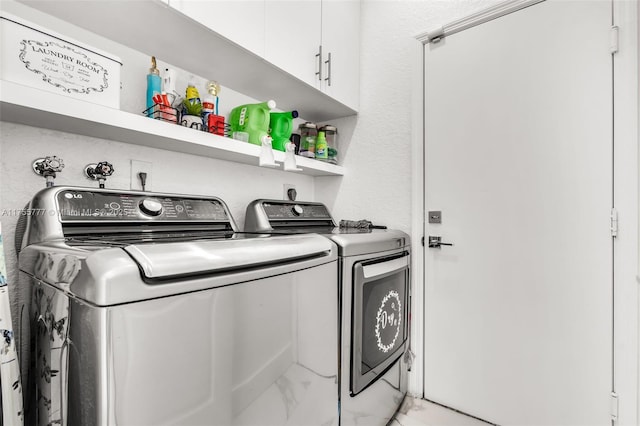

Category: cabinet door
[265, 0, 322, 90]
[321, 0, 360, 110]
[169, 0, 265, 57]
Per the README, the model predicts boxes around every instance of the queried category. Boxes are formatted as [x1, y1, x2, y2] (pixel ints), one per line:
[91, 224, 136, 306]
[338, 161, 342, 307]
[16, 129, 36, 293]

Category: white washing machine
[14, 187, 339, 426]
[245, 200, 412, 426]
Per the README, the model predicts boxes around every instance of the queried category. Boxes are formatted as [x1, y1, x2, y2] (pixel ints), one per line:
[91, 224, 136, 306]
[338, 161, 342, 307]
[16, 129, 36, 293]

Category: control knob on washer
[139, 198, 163, 216]
[292, 205, 304, 216]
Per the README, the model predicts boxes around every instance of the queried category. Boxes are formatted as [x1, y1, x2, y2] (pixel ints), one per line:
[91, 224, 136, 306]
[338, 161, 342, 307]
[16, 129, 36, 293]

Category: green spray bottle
[269, 110, 299, 151]
[229, 100, 276, 145]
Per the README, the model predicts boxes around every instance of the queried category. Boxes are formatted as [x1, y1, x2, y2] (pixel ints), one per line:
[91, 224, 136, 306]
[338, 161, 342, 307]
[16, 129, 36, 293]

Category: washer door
[351, 253, 409, 395]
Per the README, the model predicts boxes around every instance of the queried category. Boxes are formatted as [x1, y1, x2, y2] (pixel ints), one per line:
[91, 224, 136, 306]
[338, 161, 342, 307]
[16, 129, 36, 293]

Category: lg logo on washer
[375, 290, 402, 353]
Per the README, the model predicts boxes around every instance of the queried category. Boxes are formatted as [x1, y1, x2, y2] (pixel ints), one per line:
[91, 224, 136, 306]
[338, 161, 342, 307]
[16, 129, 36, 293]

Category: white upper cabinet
[170, 0, 360, 111]
[168, 0, 265, 57]
[320, 0, 360, 110]
[264, 0, 360, 111]
[265, 0, 322, 90]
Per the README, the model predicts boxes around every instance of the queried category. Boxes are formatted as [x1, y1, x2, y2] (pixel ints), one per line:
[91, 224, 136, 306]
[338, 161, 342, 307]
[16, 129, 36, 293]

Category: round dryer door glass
[361, 273, 407, 373]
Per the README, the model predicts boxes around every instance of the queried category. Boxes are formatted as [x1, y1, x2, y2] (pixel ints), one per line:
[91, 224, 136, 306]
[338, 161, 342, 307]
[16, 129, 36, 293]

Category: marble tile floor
[391, 396, 494, 426]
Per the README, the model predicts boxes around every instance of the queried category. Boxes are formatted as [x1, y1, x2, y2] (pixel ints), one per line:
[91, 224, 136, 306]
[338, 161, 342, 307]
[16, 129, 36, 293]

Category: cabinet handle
[315, 45, 323, 81]
[324, 52, 332, 86]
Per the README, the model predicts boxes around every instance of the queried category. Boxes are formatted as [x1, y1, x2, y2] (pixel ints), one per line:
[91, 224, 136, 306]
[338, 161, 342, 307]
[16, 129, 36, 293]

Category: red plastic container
[207, 114, 225, 136]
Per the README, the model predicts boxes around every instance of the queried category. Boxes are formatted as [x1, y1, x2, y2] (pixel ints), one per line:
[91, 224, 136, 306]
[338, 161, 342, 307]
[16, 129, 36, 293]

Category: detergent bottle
[318, 125, 338, 164]
[315, 130, 328, 160]
[229, 100, 276, 145]
[269, 110, 299, 151]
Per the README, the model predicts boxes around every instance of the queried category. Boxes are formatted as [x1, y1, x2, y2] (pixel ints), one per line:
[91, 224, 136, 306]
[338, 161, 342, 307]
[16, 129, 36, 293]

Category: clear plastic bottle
[298, 122, 317, 158]
[319, 125, 338, 164]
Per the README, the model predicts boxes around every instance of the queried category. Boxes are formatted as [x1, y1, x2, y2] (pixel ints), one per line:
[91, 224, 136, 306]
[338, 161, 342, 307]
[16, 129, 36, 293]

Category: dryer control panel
[244, 199, 336, 232]
[262, 202, 332, 220]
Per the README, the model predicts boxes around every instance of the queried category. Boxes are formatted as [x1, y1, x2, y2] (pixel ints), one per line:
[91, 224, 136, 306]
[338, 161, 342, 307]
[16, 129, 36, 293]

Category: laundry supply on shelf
[203, 81, 224, 136]
[298, 122, 317, 158]
[269, 110, 299, 151]
[229, 100, 276, 145]
[319, 125, 338, 164]
[182, 83, 203, 116]
[179, 83, 204, 129]
[146, 56, 161, 117]
[315, 130, 328, 160]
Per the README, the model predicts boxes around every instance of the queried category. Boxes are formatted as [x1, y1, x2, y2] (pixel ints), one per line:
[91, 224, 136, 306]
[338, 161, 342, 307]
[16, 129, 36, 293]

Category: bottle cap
[149, 56, 160, 75]
[206, 81, 220, 96]
[319, 125, 337, 133]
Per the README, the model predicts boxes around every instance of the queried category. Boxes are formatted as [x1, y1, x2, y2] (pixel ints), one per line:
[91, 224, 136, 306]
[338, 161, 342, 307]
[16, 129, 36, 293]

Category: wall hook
[259, 136, 278, 168]
[284, 142, 302, 172]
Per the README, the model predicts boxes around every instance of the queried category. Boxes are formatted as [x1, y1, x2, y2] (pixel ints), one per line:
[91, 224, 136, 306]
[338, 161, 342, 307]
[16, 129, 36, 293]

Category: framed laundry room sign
[0, 12, 122, 108]
[20, 39, 109, 94]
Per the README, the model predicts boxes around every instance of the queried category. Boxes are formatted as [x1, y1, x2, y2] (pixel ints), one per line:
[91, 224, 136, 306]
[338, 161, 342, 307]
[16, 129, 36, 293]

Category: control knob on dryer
[292, 205, 304, 216]
[139, 198, 163, 216]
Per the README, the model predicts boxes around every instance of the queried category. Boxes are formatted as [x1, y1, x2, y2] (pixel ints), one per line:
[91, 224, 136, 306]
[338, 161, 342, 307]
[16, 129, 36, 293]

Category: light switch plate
[428, 211, 442, 223]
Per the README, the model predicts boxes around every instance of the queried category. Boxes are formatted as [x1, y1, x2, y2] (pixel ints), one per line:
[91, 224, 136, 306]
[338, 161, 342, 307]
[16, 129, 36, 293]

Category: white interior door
[423, 1, 613, 425]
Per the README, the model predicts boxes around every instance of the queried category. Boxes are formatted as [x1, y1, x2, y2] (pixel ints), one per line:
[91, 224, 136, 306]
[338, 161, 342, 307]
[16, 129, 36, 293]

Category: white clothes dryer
[245, 199, 412, 426]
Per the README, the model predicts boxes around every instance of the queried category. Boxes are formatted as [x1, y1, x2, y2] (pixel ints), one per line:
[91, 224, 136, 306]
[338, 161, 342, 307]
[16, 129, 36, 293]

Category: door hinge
[610, 392, 619, 421]
[610, 208, 618, 237]
[610, 26, 619, 54]
[421, 236, 425, 247]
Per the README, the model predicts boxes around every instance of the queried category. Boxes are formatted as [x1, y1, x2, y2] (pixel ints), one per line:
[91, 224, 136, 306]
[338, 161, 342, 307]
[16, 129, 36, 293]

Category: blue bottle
[146, 56, 161, 117]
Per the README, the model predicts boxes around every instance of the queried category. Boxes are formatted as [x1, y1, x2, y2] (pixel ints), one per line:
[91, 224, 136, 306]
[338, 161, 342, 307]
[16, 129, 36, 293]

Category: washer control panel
[56, 190, 230, 222]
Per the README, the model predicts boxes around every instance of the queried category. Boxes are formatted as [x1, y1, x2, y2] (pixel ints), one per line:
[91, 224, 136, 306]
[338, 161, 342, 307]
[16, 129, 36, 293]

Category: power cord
[138, 172, 147, 192]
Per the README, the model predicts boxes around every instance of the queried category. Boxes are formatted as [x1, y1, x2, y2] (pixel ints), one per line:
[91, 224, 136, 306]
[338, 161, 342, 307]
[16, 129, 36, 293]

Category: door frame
[409, 1, 639, 423]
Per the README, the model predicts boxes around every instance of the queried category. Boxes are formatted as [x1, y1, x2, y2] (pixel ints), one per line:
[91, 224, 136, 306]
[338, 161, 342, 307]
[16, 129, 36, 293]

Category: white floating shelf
[0, 80, 345, 177]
